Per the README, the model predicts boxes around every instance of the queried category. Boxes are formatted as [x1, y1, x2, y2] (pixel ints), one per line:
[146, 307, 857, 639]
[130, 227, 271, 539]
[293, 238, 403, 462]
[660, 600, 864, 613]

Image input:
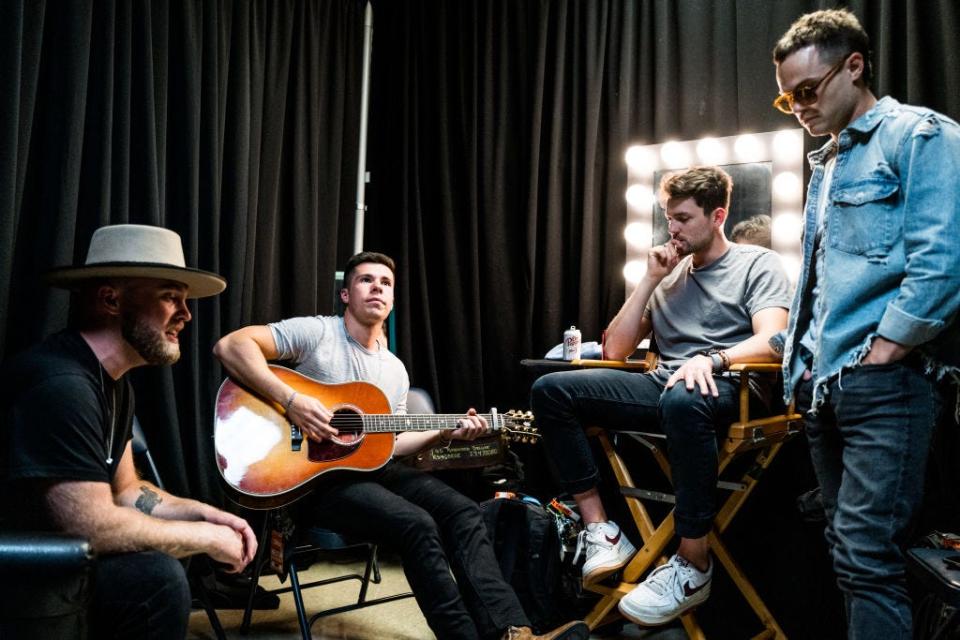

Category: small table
[519, 357, 652, 379]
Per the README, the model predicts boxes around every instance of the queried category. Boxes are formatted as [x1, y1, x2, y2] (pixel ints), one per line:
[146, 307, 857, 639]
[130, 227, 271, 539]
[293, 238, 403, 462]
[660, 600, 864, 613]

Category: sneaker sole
[617, 589, 710, 626]
[582, 550, 638, 583]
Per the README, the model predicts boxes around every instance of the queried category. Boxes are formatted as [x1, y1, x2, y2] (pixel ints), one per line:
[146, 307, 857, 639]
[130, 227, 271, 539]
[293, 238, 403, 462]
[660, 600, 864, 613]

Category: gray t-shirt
[645, 244, 792, 379]
[269, 315, 409, 413]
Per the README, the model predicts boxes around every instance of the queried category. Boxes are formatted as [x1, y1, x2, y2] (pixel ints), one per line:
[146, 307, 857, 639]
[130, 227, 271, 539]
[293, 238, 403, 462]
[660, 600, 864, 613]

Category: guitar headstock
[501, 409, 539, 443]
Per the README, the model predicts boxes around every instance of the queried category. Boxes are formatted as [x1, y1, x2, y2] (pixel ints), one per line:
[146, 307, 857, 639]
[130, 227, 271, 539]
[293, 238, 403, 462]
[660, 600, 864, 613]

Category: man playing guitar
[214, 251, 587, 640]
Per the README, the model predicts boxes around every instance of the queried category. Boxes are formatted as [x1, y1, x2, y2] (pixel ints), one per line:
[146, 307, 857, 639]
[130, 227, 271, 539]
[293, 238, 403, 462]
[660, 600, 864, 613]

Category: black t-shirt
[0, 330, 134, 527]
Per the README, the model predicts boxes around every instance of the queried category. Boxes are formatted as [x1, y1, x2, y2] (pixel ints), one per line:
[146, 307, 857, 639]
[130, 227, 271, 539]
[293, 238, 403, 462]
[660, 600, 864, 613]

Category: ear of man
[98, 284, 122, 316]
[711, 207, 728, 227]
[846, 51, 865, 84]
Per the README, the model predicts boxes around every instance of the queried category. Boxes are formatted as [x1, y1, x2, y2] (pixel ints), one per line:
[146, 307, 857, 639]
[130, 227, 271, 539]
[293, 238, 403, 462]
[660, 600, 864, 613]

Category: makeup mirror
[623, 129, 805, 294]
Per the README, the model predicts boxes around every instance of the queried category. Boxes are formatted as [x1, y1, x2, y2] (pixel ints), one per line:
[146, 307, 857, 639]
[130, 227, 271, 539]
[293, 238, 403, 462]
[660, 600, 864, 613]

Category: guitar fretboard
[356, 413, 501, 433]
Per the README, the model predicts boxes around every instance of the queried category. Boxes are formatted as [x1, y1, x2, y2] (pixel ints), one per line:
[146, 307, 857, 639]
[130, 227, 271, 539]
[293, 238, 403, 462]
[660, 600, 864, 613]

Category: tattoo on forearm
[135, 486, 162, 515]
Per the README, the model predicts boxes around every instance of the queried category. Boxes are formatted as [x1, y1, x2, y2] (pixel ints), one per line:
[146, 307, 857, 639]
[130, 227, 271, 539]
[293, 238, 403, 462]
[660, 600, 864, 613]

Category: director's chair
[579, 362, 802, 639]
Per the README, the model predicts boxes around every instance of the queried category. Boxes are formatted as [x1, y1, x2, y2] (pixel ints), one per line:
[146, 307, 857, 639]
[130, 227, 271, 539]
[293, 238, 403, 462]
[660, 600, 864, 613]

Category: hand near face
[647, 242, 681, 281]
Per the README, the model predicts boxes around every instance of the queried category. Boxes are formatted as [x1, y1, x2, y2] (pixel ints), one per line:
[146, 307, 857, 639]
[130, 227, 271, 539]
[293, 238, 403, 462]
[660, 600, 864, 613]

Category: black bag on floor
[481, 496, 565, 633]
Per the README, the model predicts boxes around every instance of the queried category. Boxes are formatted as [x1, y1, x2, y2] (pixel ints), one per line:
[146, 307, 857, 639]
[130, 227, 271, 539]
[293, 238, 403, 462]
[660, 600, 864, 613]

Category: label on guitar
[407, 435, 504, 471]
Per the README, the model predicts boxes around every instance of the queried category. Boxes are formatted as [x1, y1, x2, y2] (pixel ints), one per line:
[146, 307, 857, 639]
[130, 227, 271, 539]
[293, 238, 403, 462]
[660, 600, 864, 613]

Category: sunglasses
[773, 56, 848, 114]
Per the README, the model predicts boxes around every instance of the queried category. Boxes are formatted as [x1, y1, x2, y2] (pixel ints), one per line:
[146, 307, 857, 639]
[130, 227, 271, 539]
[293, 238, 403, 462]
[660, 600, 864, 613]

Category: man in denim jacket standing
[773, 9, 960, 639]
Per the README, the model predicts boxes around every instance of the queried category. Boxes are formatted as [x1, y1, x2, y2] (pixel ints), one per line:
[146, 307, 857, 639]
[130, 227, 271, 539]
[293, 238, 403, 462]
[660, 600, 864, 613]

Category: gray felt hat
[46, 224, 226, 298]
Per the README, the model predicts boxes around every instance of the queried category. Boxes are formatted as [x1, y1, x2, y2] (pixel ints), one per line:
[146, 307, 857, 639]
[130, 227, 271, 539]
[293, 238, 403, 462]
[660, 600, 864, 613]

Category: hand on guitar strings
[287, 392, 338, 442]
[447, 408, 489, 441]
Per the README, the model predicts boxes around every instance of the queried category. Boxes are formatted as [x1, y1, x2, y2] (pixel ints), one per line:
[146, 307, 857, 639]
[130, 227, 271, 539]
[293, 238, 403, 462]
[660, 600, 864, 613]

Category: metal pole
[353, 1, 374, 254]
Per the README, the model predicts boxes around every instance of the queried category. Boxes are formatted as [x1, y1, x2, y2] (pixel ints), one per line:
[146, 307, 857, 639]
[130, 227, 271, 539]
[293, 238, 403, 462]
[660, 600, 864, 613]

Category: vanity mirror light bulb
[623, 260, 647, 284]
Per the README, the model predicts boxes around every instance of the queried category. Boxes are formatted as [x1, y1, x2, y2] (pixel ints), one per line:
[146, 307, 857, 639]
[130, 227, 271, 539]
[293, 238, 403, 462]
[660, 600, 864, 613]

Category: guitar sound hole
[329, 408, 363, 445]
[306, 407, 364, 463]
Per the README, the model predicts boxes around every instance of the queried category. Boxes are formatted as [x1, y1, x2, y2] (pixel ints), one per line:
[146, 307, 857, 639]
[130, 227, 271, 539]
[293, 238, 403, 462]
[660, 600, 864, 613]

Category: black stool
[907, 547, 960, 639]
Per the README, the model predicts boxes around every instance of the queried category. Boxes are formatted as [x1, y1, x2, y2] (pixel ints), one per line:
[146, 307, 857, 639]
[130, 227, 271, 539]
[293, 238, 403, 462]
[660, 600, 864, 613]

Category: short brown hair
[730, 214, 772, 247]
[773, 9, 872, 86]
[343, 251, 396, 287]
[659, 166, 733, 216]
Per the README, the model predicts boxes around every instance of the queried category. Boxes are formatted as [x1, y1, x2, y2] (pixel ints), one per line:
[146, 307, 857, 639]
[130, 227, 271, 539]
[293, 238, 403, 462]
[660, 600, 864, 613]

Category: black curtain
[366, 0, 960, 413]
[362, 2, 959, 635]
[0, 0, 365, 503]
[5, 0, 956, 500]
[4, 3, 959, 625]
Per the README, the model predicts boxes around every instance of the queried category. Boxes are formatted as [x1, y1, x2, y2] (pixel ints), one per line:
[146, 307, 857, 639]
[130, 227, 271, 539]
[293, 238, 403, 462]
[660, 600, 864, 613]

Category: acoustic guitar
[214, 365, 538, 508]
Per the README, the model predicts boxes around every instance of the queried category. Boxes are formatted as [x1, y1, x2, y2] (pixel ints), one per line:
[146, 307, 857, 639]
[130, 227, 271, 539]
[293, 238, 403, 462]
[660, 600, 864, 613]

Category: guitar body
[214, 366, 394, 508]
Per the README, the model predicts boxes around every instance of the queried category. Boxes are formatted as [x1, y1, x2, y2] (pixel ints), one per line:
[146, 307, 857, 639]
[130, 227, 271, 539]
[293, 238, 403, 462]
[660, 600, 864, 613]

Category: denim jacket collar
[806, 96, 899, 170]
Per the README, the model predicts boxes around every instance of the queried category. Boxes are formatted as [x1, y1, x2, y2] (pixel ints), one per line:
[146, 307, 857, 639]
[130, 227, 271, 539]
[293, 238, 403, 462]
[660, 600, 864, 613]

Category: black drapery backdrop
[0, 0, 365, 502]
[359, 3, 959, 634]
[365, 0, 960, 413]
[2, 3, 958, 632]
[5, 0, 956, 501]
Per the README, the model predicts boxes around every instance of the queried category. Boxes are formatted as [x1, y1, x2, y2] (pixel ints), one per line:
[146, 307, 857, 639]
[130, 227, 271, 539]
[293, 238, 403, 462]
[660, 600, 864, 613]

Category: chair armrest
[0, 532, 93, 575]
[728, 363, 783, 373]
[571, 342, 658, 370]
[570, 359, 647, 369]
[728, 363, 784, 423]
[0, 533, 94, 637]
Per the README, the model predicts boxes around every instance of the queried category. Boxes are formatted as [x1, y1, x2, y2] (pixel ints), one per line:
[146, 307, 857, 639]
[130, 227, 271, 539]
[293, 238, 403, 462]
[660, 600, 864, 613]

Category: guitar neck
[360, 413, 501, 433]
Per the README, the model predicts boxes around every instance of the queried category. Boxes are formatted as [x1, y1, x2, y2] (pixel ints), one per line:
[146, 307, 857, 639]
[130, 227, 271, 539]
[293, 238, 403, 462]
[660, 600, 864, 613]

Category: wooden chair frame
[580, 362, 802, 639]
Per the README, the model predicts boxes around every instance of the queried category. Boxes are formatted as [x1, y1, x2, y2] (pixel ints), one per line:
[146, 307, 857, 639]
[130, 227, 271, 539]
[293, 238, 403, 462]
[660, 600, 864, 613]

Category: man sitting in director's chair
[531, 166, 791, 626]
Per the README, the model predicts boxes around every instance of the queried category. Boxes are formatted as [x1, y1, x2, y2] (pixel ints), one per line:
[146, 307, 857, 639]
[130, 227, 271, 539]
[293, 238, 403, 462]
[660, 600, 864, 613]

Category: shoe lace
[642, 559, 682, 597]
[572, 527, 610, 565]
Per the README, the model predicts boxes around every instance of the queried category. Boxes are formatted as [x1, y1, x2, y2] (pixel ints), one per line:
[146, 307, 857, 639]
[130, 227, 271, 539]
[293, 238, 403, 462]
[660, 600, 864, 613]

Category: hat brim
[46, 263, 226, 299]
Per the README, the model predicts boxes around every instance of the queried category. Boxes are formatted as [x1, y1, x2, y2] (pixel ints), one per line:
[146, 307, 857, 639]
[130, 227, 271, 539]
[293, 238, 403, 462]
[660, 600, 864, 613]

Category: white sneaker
[618, 554, 712, 626]
[573, 521, 637, 582]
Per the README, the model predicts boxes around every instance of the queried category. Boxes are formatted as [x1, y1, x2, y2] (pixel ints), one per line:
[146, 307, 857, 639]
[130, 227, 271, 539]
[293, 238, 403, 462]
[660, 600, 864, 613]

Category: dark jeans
[796, 360, 940, 640]
[309, 460, 529, 640]
[90, 550, 190, 639]
[530, 368, 741, 538]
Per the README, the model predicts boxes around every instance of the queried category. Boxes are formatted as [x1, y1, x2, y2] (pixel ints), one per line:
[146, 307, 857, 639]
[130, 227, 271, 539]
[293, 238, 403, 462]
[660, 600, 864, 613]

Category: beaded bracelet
[718, 350, 731, 370]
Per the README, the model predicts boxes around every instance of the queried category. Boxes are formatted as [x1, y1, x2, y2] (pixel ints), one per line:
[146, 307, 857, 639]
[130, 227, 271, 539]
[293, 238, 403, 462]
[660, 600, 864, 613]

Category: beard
[121, 311, 181, 366]
[674, 234, 711, 256]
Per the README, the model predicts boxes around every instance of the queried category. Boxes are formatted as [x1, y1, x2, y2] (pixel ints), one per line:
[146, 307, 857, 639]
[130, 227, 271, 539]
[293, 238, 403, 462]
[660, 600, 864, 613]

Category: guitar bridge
[290, 423, 303, 451]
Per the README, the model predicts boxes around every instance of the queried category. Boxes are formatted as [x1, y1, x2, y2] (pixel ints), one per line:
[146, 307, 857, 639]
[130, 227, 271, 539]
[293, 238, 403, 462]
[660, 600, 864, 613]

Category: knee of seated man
[395, 507, 444, 548]
[657, 383, 715, 423]
[94, 551, 190, 617]
[530, 372, 564, 406]
[140, 551, 191, 608]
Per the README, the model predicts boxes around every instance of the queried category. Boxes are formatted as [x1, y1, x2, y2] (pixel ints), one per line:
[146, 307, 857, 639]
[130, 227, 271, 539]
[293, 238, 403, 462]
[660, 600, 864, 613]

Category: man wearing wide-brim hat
[1, 224, 256, 639]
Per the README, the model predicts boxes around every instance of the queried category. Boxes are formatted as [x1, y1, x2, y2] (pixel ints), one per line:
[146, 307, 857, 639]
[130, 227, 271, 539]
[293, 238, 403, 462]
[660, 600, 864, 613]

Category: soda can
[563, 326, 582, 361]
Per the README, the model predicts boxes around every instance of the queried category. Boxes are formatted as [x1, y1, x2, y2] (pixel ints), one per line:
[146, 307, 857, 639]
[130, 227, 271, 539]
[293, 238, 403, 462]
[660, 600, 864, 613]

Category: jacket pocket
[828, 163, 900, 256]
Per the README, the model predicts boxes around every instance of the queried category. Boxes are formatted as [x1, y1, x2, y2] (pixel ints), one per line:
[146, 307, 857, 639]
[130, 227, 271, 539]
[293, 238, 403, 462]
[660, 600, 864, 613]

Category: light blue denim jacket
[783, 97, 960, 408]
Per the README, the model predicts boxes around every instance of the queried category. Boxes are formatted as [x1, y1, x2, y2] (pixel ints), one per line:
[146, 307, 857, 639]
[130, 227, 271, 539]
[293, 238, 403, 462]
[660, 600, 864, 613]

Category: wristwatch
[709, 353, 724, 373]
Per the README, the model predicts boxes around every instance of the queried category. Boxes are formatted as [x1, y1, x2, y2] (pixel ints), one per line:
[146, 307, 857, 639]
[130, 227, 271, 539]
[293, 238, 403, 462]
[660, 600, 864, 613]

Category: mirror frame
[623, 129, 805, 295]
